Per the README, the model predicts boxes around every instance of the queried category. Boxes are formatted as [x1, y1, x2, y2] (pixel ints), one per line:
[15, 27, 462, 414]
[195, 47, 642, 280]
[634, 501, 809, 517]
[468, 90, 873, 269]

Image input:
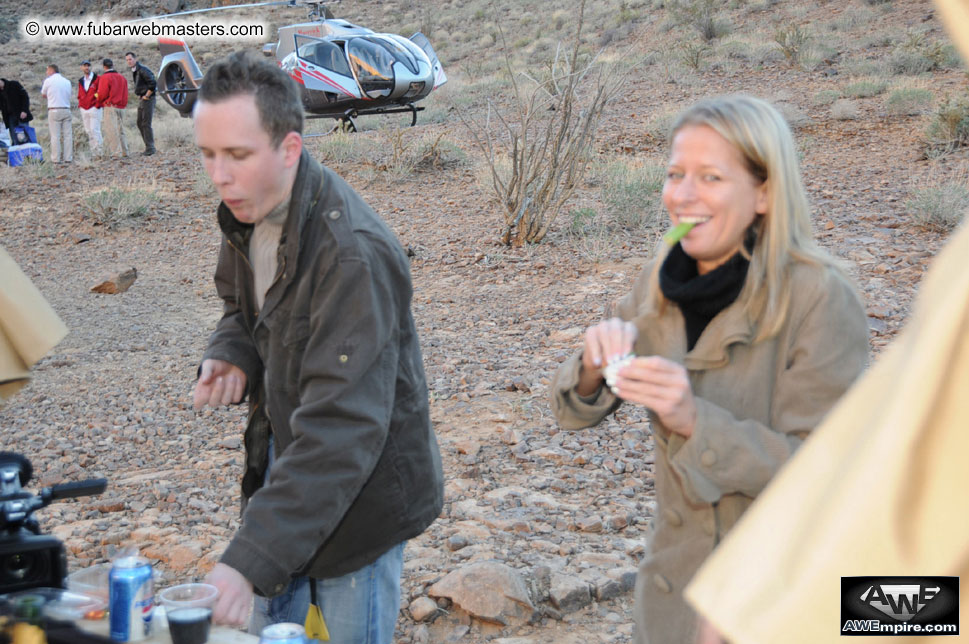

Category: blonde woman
[549, 95, 869, 643]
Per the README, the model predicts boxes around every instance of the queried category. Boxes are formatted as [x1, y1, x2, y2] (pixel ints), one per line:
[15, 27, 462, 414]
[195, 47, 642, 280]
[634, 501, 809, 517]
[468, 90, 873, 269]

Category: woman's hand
[576, 318, 637, 396]
[613, 356, 697, 437]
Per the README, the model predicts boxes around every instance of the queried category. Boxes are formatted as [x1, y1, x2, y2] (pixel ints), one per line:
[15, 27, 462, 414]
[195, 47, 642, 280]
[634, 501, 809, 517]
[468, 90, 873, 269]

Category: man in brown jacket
[191, 52, 442, 644]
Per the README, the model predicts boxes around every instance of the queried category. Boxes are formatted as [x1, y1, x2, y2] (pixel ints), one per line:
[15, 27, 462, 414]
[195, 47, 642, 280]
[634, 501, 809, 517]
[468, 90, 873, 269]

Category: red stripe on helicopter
[158, 38, 185, 47]
[298, 64, 354, 97]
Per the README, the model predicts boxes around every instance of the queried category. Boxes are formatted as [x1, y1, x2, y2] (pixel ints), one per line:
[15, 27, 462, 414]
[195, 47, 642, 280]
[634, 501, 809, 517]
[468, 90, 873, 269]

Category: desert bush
[566, 206, 598, 235]
[314, 130, 379, 165]
[906, 182, 969, 232]
[459, 0, 618, 246]
[889, 30, 960, 75]
[924, 94, 969, 156]
[831, 99, 860, 120]
[597, 160, 666, 230]
[376, 129, 466, 180]
[153, 113, 195, 150]
[678, 42, 710, 71]
[888, 49, 935, 76]
[84, 185, 159, 228]
[813, 89, 842, 106]
[668, 0, 730, 41]
[863, 0, 892, 5]
[844, 79, 887, 98]
[887, 88, 934, 116]
[774, 23, 809, 66]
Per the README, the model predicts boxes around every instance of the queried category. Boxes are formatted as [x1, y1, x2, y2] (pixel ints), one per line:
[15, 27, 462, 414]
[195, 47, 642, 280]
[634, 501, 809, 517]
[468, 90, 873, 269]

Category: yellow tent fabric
[0, 247, 68, 403]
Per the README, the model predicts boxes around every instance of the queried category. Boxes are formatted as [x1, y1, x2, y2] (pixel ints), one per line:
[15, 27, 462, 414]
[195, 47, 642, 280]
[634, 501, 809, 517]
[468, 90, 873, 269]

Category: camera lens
[3, 552, 37, 580]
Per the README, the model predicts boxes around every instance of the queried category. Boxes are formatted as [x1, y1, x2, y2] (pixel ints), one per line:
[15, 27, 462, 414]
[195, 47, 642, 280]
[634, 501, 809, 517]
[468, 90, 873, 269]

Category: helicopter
[155, 0, 447, 131]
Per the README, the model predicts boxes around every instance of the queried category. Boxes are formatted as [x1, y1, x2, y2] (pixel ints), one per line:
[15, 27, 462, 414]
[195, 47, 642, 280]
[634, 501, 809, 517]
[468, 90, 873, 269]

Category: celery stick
[663, 222, 696, 246]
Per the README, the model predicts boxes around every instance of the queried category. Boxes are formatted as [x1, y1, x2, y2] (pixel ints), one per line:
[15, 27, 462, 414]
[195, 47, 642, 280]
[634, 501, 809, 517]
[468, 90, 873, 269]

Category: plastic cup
[159, 583, 219, 644]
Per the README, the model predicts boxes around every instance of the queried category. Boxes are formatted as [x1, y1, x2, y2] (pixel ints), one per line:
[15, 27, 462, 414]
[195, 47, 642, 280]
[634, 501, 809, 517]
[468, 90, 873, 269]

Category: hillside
[1, 0, 966, 642]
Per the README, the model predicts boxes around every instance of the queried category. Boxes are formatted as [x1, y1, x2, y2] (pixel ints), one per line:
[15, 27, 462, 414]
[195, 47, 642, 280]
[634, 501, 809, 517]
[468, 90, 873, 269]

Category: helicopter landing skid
[304, 104, 424, 131]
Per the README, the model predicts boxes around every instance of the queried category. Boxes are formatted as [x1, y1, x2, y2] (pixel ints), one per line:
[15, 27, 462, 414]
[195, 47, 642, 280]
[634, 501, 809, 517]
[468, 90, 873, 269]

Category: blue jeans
[248, 541, 405, 644]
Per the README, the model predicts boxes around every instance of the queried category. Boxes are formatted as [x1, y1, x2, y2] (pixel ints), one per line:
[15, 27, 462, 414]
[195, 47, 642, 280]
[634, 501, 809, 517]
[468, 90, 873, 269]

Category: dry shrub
[84, 184, 159, 228]
[831, 99, 860, 121]
[906, 181, 969, 232]
[459, 0, 618, 246]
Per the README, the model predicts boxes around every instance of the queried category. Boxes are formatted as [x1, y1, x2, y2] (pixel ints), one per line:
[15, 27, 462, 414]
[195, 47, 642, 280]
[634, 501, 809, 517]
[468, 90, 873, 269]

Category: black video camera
[0, 452, 106, 595]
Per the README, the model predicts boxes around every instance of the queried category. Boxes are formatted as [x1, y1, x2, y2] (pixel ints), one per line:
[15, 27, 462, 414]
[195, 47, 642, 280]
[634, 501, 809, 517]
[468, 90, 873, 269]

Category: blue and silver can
[258, 622, 309, 643]
[108, 555, 154, 642]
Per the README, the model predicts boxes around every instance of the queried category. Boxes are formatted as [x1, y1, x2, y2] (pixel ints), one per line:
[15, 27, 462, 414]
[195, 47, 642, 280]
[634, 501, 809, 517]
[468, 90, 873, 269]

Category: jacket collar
[216, 149, 326, 320]
[683, 302, 755, 370]
[634, 296, 756, 371]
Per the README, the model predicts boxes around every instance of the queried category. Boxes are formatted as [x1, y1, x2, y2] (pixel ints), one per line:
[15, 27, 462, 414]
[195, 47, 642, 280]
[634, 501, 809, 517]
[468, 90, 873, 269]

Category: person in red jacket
[95, 58, 128, 158]
[77, 60, 102, 156]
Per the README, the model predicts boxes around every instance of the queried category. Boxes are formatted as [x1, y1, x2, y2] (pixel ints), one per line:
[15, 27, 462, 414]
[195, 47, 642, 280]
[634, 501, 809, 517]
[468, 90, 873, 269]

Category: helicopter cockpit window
[295, 36, 351, 77]
[347, 37, 396, 92]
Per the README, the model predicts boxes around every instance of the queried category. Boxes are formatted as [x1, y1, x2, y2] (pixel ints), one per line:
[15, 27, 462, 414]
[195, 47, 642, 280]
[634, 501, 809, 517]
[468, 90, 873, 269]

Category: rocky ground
[2, 0, 966, 642]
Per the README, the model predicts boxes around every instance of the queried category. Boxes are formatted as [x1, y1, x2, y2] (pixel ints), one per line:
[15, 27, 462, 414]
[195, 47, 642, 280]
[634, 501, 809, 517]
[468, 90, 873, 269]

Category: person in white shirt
[77, 60, 102, 156]
[40, 64, 73, 163]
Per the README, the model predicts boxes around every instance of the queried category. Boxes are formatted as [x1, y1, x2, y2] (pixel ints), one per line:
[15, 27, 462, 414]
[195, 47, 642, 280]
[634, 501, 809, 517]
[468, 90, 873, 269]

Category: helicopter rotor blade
[125, 0, 297, 22]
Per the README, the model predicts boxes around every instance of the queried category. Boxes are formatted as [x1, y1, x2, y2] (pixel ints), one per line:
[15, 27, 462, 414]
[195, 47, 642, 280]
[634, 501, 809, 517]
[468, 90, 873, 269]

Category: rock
[219, 436, 242, 450]
[409, 596, 440, 622]
[447, 534, 469, 551]
[427, 561, 535, 626]
[549, 327, 583, 343]
[454, 439, 481, 456]
[167, 542, 204, 572]
[90, 268, 137, 294]
[549, 573, 591, 613]
[607, 567, 638, 592]
[412, 624, 429, 644]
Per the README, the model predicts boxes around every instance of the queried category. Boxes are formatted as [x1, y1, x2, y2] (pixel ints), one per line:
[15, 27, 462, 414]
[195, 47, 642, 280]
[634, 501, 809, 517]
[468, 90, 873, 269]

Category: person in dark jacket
[191, 52, 443, 644]
[125, 52, 156, 156]
[0, 77, 33, 134]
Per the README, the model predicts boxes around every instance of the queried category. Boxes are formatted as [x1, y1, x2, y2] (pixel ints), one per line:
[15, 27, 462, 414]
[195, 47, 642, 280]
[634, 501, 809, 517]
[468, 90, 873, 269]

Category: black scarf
[659, 243, 750, 351]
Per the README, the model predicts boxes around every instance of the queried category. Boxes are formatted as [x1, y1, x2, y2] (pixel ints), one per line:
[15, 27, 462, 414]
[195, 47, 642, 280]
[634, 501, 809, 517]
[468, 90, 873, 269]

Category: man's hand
[19, 112, 27, 120]
[193, 359, 247, 409]
[204, 563, 253, 627]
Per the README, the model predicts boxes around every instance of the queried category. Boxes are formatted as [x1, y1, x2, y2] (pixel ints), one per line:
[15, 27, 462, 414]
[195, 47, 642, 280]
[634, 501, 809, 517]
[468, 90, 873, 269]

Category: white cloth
[80, 106, 102, 154]
[81, 72, 95, 91]
[47, 108, 72, 163]
[41, 73, 72, 109]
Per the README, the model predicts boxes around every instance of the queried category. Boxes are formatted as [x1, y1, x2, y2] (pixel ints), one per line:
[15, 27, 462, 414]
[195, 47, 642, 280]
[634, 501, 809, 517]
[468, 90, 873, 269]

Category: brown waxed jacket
[550, 258, 868, 644]
[202, 150, 443, 596]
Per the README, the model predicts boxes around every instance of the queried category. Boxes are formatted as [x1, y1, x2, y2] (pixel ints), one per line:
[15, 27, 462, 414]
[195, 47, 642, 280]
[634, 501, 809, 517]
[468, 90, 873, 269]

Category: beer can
[259, 622, 309, 643]
[108, 555, 154, 642]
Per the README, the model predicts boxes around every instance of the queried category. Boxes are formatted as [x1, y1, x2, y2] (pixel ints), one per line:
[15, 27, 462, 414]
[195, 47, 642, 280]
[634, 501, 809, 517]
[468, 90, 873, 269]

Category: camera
[0, 452, 106, 594]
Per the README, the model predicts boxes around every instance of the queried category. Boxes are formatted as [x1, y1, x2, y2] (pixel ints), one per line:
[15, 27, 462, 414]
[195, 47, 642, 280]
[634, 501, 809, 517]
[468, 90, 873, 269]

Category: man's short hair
[102, 58, 113, 69]
[198, 51, 303, 148]
[125, 51, 137, 59]
[48, 64, 59, 73]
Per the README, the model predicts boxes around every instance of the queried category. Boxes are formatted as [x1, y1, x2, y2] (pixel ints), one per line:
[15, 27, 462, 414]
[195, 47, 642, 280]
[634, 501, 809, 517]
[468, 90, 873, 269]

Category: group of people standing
[1, 52, 157, 165]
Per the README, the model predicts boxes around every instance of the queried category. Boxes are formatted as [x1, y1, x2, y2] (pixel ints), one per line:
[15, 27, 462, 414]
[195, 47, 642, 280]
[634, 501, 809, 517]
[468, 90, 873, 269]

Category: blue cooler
[7, 143, 43, 166]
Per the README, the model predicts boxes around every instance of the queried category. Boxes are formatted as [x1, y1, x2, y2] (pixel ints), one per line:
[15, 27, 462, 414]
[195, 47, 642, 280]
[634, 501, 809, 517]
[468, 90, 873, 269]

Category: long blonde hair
[649, 95, 839, 341]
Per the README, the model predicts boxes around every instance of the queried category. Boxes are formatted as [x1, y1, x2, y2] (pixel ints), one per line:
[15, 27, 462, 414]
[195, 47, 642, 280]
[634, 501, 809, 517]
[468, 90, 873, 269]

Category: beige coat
[550, 259, 868, 644]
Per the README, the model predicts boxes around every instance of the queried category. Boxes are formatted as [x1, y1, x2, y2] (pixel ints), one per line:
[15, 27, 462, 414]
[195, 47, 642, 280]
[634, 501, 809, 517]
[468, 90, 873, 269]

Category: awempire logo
[841, 577, 959, 636]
